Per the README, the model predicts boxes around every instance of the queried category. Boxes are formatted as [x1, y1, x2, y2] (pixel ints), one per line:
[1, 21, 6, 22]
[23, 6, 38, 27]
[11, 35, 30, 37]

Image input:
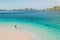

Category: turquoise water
[0, 11, 60, 40]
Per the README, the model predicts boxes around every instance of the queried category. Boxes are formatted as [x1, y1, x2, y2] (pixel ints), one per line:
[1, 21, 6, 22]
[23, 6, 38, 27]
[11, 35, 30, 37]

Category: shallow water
[0, 11, 60, 40]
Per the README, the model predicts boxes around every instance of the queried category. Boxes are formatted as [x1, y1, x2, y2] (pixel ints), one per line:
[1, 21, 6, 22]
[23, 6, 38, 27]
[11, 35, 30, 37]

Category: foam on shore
[0, 27, 33, 40]
[0, 22, 60, 40]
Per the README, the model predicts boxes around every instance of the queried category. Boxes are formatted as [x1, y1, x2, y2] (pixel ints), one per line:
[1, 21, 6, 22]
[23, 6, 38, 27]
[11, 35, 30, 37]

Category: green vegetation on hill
[47, 6, 60, 11]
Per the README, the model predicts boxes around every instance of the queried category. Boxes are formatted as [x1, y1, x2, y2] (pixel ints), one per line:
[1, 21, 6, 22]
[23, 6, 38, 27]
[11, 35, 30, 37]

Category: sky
[0, 0, 60, 9]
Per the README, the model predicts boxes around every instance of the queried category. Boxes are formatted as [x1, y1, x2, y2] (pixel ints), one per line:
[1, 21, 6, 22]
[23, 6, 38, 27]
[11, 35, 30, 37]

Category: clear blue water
[0, 11, 60, 40]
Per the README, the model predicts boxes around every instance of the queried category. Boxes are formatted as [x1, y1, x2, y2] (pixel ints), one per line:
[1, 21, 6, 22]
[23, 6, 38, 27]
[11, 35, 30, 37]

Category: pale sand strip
[0, 27, 33, 40]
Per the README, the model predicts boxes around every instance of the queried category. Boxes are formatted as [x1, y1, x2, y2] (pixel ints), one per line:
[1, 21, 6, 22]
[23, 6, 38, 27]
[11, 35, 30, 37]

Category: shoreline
[0, 27, 33, 40]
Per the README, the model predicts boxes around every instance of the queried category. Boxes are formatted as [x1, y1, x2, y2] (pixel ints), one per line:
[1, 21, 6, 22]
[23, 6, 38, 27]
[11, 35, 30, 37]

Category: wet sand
[0, 27, 33, 40]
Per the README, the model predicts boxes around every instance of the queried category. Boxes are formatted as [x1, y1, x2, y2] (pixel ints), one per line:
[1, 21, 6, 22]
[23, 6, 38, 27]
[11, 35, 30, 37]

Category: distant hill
[46, 6, 60, 11]
[0, 8, 37, 11]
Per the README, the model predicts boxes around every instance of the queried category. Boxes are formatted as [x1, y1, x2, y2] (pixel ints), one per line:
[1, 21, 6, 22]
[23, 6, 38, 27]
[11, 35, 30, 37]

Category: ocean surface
[0, 11, 60, 40]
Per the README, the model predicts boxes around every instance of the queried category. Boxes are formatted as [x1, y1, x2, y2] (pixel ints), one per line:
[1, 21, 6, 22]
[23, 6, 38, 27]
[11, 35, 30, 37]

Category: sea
[0, 11, 60, 40]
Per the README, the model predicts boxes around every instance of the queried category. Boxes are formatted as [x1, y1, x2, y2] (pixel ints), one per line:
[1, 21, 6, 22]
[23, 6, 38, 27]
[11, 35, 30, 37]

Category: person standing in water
[15, 25, 17, 29]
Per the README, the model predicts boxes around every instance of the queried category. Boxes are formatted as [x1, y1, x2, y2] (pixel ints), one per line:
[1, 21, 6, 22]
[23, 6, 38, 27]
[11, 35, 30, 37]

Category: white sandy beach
[0, 27, 33, 40]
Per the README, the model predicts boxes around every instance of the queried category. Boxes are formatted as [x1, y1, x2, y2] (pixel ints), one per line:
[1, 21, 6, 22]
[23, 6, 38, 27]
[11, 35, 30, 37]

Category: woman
[15, 25, 17, 29]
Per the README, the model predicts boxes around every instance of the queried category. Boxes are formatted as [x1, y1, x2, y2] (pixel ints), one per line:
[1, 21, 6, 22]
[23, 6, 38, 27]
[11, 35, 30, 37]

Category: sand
[0, 27, 33, 40]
